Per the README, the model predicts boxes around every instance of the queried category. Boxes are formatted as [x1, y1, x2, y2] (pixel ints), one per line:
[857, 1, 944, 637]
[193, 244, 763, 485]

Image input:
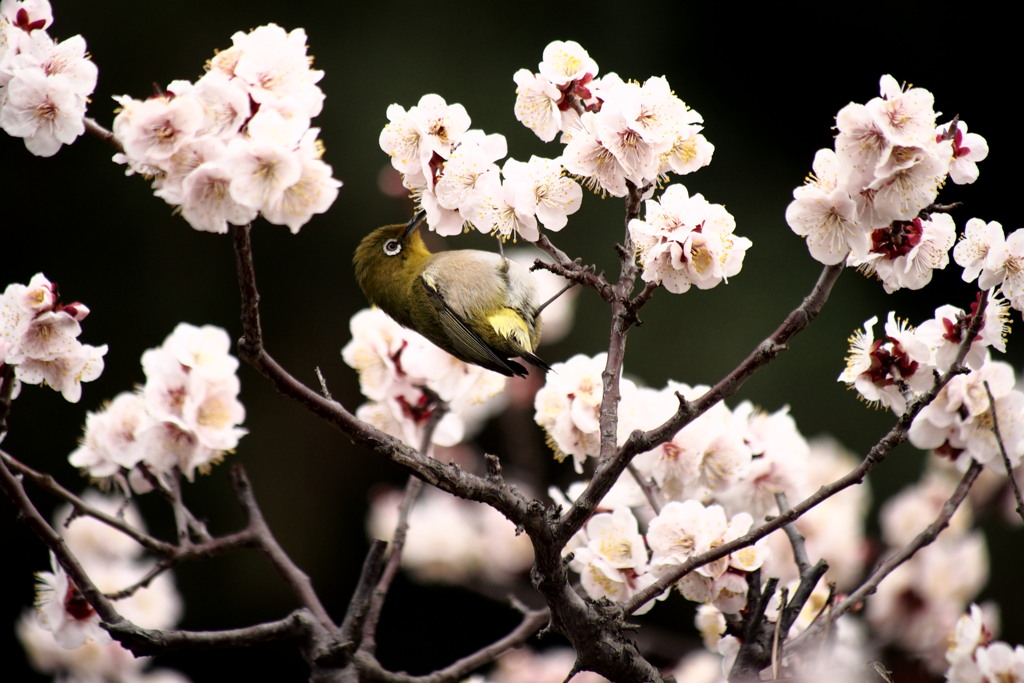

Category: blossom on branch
[0, 272, 106, 402]
[342, 308, 506, 449]
[111, 24, 340, 233]
[0, 0, 96, 156]
[629, 183, 751, 293]
[68, 323, 246, 488]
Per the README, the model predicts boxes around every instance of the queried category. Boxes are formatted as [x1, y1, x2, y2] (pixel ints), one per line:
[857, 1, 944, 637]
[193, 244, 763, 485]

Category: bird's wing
[419, 276, 527, 377]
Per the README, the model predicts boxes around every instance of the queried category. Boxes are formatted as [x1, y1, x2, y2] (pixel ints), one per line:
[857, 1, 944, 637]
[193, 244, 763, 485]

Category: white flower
[838, 313, 931, 413]
[629, 184, 750, 293]
[502, 155, 582, 232]
[955, 218, 1005, 285]
[940, 120, 989, 185]
[852, 213, 955, 293]
[68, 392, 153, 478]
[868, 75, 937, 148]
[34, 553, 111, 649]
[179, 161, 259, 233]
[785, 149, 863, 264]
[432, 129, 506, 221]
[535, 353, 627, 472]
[225, 24, 324, 118]
[561, 112, 628, 197]
[538, 40, 598, 86]
[0, 67, 86, 156]
[512, 69, 562, 142]
[982, 228, 1024, 311]
[974, 643, 1024, 683]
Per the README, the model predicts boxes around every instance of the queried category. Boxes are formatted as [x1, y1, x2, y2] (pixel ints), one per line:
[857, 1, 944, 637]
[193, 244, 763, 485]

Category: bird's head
[353, 212, 431, 307]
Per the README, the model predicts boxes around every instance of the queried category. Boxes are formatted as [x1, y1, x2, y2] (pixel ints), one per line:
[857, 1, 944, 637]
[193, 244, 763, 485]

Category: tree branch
[557, 263, 844, 545]
[229, 463, 337, 631]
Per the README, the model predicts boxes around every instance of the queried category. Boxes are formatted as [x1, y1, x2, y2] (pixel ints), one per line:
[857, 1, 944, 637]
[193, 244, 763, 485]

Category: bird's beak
[401, 210, 427, 243]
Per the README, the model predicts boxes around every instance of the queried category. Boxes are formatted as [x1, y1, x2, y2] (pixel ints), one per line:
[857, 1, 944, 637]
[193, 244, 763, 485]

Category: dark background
[3, 2, 1022, 680]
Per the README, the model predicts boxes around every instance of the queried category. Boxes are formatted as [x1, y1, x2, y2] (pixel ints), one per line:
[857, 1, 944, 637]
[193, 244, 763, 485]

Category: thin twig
[353, 608, 550, 683]
[106, 609, 317, 656]
[626, 462, 662, 513]
[983, 380, 1024, 522]
[359, 475, 423, 654]
[334, 540, 388, 657]
[84, 117, 121, 151]
[1, 449, 174, 555]
[789, 459, 984, 650]
[774, 492, 811, 575]
[228, 464, 337, 631]
[558, 263, 844, 547]
[361, 394, 446, 653]
[104, 559, 175, 600]
[167, 467, 213, 543]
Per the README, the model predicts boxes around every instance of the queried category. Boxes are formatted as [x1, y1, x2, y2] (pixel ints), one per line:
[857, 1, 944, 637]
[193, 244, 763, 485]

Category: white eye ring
[383, 239, 402, 256]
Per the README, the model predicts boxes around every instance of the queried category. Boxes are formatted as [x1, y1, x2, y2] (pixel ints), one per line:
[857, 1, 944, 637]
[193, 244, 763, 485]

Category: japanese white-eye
[354, 213, 549, 377]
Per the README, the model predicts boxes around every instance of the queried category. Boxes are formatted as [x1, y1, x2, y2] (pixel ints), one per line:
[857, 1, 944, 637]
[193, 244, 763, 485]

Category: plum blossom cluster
[537, 354, 869, 616]
[342, 307, 507, 449]
[17, 493, 186, 681]
[514, 40, 714, 196]
[379, 94, 582, 241]
[0, 0, 97, 157]
[838, 299, 1022, 474]
[868, 472, 991, 673]
[561, 495, 767, 616]
[111, 24, 340, 234]
[366, 484, 533, 585]
[785, 75, 988, 292]
[69, 323, 247, 489]
[0, 273, 106, 403]
[627, 183, 751, 293]
[955, 218, 1024, 313]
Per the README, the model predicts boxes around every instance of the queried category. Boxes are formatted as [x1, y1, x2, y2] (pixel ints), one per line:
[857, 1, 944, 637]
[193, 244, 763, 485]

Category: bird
[353, 213, 549, 378]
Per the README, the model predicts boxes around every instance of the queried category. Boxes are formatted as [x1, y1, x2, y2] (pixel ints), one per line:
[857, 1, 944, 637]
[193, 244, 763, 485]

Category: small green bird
[354, 213, 549, 377]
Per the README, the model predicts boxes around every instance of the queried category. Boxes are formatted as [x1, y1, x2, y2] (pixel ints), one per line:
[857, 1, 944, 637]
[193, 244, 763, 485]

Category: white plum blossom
[568, 507, 664, 613]
[512, 68, 563, 142]
[629, 183, 751, 293]
[432, 129, 506, 226]
[379, 93, 470, 185]
[19, 492, 187, 681]
[851, 213, 956, 293]
[914, 296, 1010, 373]
[0, 6, 96, 156]
[0, 273, 106, 402]
[561, 112, 629, 197]
[501, 155, 582, 233]
[33, 553, 111, 649]
[980, 228, 1024, 311]
[66, 323, 246, 487]
[216, 24, 324, 119]
[838, 312, 931, 413]
[910, 359, 1024, 474]
[631, 383, 750, 502]
[954, 218, 1005, 286]
[785, 149, 864, 265]
[534, 353, 638, 472]
[788, 75, 979, 276]
[112, 24, 340, 234]
[940, 119, 989, 185]
[342, 307, 506, 450]
[538, 40, 598, 86]
[68, 392, 152, 477]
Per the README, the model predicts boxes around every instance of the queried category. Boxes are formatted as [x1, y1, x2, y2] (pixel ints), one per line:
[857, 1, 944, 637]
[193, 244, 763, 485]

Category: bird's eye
[383, 239, 402, 256]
